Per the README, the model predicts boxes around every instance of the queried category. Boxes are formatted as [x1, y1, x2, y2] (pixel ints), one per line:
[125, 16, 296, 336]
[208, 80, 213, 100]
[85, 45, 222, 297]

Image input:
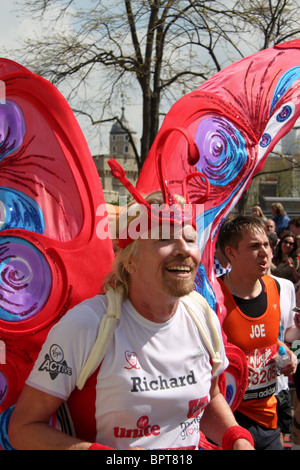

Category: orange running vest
[218, 275, 281, 429]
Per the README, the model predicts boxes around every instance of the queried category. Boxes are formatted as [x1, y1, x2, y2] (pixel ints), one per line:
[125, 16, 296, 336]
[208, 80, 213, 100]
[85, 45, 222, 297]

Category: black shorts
[276, 390, 292, 434]
[234, 410, 283, 450]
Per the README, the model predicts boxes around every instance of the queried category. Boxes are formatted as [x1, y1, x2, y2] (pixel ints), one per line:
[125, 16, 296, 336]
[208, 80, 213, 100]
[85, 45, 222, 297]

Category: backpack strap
[181, 291, 223, 376]
[76, 287, 123, 390]
[76, 288, 223, 389]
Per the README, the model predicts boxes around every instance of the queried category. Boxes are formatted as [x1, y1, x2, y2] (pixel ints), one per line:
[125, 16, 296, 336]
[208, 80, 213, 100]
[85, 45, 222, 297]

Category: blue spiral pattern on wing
[194, 117, 247, 186]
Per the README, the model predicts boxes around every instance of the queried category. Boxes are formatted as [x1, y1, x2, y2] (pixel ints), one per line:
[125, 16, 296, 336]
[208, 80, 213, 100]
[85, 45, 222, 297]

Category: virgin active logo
[38, 344, 72, 380]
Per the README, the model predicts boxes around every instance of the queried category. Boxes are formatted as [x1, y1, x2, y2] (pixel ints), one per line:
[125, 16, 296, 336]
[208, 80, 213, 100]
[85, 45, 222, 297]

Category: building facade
[94, 107, 139, 204]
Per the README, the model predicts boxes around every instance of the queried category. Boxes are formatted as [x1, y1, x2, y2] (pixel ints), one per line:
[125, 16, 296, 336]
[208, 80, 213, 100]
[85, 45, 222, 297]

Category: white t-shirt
[273, 275, 296, 393]
[27, 294, 228, 450]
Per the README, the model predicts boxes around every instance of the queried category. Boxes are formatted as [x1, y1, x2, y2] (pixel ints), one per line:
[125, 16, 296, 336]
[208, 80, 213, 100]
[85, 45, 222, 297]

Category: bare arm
[285, 311, 300, 343]
[286, 257, 300, 283]
[8, 385, 91, 450]
[200, 378, 254, 450]
[285, 325, 300, 343]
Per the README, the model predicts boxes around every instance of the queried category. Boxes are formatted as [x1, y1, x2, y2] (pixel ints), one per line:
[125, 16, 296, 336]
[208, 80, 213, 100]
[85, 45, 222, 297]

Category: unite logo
[113, 416, 160, 439]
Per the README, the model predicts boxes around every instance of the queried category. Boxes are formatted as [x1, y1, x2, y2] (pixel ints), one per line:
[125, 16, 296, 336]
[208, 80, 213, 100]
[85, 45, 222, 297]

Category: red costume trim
[88, 443, 115, 450]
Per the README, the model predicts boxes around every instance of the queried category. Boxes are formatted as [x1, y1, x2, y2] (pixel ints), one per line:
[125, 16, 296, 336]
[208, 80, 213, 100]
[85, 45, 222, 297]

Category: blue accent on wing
[270, 67, 300, 114]
[0, 405, 15, 450]
[194, 177, 248, 311]
[0, 187, 44, 234]
[194, 264, 217, 311]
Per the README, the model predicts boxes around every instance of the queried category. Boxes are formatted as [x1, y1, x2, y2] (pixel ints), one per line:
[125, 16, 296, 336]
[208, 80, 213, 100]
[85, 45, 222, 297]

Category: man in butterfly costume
[0, 39, 300, 449]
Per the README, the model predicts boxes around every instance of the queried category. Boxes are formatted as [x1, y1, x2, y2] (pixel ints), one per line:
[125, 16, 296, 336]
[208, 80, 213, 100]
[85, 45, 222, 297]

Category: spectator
[272, 233, 300, 284]
[278, 227, 291, 240]
[251, 205, 266, 221]
[291, 274, 300, 450]
[271, 202, 290, 237]
[265, 219, 276, 232]
[266, 244, 299, 447]
[290, 217, 300, 237]
[267, 231, 278, 253]
[296, 235, 300, 256]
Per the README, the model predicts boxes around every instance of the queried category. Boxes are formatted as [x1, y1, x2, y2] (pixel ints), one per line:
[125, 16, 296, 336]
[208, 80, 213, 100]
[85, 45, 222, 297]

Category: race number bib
[243, 345, 278, 401]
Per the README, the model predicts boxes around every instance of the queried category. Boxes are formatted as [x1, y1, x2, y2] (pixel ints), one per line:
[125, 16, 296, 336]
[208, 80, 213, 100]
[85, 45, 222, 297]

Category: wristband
[222, 425, 254, 450]
[89, 443, 115, 450]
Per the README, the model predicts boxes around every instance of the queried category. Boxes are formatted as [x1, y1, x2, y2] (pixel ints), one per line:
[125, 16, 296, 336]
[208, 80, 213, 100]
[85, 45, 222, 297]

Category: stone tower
[95, 106, 139, 203]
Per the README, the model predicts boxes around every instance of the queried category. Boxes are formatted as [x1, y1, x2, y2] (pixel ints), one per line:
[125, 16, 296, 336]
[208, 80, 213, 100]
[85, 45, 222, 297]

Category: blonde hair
[251, 205, 265, 219]
[102, 240, 138, 298]
[271, 202, 285, 216]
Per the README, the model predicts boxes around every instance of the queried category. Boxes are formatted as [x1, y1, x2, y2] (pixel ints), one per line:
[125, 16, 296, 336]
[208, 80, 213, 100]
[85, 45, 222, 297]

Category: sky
[0, 3, 25, 53]
[0, 1, 254, 157]
[1, 1, 299, 158]
[0, 1, 142, 155]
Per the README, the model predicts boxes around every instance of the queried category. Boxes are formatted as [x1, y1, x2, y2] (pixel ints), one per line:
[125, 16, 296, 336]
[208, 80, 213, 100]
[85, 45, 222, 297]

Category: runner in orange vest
[217, 215, 297, 450]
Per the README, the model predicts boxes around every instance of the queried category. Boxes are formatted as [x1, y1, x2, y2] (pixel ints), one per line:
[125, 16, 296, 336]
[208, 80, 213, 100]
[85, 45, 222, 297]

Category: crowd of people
[6, 195, 300, 451]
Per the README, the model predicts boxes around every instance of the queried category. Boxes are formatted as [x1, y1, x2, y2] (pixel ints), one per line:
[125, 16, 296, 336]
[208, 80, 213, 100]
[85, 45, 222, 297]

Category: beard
[163, 278, 196, 297]
[161, 263, 197, 298]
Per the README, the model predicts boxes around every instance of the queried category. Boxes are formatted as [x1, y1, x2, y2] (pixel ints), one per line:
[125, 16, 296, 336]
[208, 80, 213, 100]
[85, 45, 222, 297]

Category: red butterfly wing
[0, 59, 114, 413]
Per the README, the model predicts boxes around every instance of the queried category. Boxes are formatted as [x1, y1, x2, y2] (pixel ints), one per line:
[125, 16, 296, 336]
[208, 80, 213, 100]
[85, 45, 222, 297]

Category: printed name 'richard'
[131, 370, 197, 392]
